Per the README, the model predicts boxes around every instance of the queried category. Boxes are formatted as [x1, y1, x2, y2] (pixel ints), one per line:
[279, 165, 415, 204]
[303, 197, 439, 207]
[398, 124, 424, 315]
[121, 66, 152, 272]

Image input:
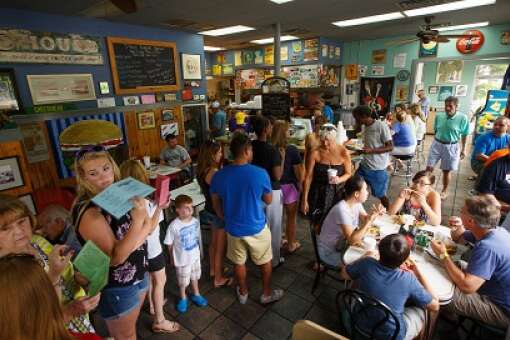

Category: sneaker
[176, 298, 188, 313]
[260, 289, 284, 304]
[190, 294, 208, 307]
[236, 286, 248, 304]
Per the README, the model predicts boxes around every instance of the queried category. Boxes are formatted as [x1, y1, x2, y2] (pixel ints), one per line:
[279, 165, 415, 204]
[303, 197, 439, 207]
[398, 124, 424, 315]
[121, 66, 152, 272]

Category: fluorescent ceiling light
[332, 12, 404, 27]
[204, 46, 225, 51]
[199, 25, 255, 36]
[404, 0, 496, 17]
[436, 21, 489, 32]
[250, 35, 299, 44]
[269, 0, 294, 3]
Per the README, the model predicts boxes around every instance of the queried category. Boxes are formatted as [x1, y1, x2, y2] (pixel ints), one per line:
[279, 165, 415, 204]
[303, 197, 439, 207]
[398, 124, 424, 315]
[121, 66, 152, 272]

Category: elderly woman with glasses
[388, 170, 441, 225]
[301, 123, 352, 229]
[0, 194, 99, 335]
[71, 145, 158, 339]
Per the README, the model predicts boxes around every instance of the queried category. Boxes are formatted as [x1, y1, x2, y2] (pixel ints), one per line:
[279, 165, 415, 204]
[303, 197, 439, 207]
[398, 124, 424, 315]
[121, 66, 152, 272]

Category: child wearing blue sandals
[164, 194, 208, 313]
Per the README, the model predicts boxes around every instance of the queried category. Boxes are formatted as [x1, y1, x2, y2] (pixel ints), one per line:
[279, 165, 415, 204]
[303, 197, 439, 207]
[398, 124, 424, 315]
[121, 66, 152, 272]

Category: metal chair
[391, 154, 415, 186]
[336, 289, 401, 340]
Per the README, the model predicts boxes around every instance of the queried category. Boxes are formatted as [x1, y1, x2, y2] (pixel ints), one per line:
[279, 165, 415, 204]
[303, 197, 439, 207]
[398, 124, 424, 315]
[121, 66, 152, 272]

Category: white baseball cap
[211, 101, 220, 108]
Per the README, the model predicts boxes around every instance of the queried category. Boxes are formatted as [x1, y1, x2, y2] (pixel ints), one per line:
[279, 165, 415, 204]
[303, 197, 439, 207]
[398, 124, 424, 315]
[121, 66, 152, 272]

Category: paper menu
[155, 175, 170, 207]
[91, 177, 155, 219]
[73, 240, 110, 296]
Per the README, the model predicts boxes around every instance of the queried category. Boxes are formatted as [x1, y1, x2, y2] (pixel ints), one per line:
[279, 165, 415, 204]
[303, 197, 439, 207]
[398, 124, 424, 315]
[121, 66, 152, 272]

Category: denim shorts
[356, 165, 389, 198]
[98, 273, 149, 320]
[200, 210, 224, 229]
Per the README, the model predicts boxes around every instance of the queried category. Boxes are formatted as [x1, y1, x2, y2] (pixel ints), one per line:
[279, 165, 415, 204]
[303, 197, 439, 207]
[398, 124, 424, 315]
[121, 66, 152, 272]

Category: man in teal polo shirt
[426, 96, 469, 199]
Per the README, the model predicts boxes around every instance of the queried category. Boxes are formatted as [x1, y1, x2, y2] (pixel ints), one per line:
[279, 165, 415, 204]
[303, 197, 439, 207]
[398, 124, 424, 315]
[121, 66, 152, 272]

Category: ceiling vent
[396, 0, 454, 11]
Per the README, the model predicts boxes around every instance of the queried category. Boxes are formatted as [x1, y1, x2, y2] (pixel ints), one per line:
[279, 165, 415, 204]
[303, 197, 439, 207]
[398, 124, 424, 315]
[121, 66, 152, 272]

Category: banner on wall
[360, 77, 394, 117]
[0, 28, 103, 65]
[419, 41, 438, 58]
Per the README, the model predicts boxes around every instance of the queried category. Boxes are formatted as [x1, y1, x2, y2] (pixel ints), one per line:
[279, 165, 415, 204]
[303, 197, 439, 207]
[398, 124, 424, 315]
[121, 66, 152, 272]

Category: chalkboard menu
[262, 77, 291, 121]
[107, 37, 180, 95]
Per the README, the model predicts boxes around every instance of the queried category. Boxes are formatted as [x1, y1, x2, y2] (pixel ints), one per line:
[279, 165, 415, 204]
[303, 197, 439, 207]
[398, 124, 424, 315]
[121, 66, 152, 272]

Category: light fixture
[269, 0, 294, 3]
[250, 35, 299, 44]
[199, 25, 255, 36]
[332, 12, 404, 27]
[404, 0, 496, 17]
[204, 46, 225, 51]
[436, 21, 489, 32]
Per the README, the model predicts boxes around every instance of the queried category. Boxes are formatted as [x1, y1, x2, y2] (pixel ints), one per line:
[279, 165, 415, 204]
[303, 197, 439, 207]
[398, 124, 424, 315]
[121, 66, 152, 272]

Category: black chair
[336, 289, 401, 340]
[459, 316, 507, 340]
[309, 210, 349, 293]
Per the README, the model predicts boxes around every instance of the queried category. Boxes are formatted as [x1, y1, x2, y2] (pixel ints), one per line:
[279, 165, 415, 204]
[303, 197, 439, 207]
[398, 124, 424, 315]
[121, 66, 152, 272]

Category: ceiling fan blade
[439, 34, 475, 38]
[385, 38, 419, 46]
[434, 36, 450, 43]
[110, 0, 137, 13]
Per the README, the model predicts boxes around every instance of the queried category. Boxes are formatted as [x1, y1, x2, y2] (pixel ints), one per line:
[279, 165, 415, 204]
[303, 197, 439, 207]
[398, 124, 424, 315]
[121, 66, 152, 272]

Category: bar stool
[391, 154, 415, 186]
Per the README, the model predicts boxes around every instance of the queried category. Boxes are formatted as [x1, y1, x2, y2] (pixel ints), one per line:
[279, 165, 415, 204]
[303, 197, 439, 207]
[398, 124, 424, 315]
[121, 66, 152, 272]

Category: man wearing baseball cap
[210, 101, 227, 138]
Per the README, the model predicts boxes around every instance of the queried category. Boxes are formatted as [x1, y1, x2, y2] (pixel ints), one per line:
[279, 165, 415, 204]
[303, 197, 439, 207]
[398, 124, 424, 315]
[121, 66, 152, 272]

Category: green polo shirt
[434, 112, 470, 143]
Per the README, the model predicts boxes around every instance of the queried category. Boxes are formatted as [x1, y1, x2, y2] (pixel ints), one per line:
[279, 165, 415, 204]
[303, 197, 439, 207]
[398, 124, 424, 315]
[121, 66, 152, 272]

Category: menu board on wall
[281, 65, 320, 88]
[106, 37, 179, 95]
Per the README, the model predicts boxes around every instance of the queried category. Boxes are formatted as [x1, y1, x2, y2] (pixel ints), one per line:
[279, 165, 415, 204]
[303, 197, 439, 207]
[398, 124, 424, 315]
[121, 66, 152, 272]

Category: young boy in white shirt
[164, 194, 208, 313]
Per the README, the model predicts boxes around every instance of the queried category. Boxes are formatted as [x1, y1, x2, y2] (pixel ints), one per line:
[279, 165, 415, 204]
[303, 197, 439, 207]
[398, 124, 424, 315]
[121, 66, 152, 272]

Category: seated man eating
[340, 234, 439, 340]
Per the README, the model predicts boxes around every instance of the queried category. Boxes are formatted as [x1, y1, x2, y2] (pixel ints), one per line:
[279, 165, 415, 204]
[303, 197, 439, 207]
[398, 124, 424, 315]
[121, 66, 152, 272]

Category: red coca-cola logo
[456, 30, 485, 54]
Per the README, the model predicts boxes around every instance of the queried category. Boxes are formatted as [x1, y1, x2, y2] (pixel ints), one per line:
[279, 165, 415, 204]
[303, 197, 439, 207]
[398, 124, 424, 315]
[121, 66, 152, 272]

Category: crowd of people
[1, 91, 510, 340]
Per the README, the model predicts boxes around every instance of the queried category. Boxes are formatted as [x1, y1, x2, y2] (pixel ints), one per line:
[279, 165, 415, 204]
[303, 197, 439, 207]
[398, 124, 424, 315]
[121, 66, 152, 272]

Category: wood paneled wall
[0, 140, 32, 196]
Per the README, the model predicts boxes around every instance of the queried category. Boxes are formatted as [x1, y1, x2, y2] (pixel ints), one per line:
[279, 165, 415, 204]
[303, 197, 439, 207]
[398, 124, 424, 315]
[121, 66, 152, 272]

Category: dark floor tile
[287, 274, 325, 302]
[241, 333, 261, 340]
[270, 291, 313, 322]
[250, 310, 293, 340]
[147, 326, 195, 340]
[269, 267, 298, 289]
[282, 254, 310, 273]
[205, 286, 237, 312]
[176, 304, 220, 335]
[198, 315, 246, 340]
[224, 299, 266, 329]
[305, 304, 342, 334]
[315, 286, 340, 313]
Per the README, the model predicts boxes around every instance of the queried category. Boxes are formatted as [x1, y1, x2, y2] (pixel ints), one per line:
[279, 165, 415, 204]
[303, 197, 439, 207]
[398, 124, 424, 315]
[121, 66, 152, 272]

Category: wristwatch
[439, 251, 449, 261]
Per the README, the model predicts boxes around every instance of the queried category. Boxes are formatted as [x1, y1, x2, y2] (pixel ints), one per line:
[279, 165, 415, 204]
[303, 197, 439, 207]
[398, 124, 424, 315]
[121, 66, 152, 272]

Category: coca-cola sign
[456, 30, 485, 55]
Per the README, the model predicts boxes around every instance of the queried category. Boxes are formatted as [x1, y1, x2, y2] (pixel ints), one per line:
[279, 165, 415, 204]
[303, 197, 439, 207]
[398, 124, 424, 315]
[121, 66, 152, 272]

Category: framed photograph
[455, 85, 468, 97]
[160, 122, 179, 139]
[0, 156, 24, 191]
[181, 54, 202, 80]
[438, 86, 454, 101]
[99, 81, 110, 94]
[428, 85, 439, 94]
[137, 111, 156, 130]
[162, 109, 174, 121]
[123, 96, 140, 106]
[436, 60, 463, 83]
[0, 69, 22, 114]
[18, 193, 36, 215]
[27, 74, 96, 105]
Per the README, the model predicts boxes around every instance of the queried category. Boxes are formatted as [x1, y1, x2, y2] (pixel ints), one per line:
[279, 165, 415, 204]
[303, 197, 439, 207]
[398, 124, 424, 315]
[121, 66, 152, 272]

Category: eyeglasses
[414, 180, 431, 186]
[75, 145, 106, 160]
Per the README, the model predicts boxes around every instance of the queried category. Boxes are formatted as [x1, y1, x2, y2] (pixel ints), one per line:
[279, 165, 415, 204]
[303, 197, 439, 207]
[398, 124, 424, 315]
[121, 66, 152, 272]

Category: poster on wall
[27, 74, 96, 105]
[19, 123, 49, 163]
[319, 65, 340, 87]
[321, 44, 328, 57]
[345, 64, 359, 80]
[438, 86, 454, 101]
[371, 49, 387, 64]
[359, 65, 368, 76]
[393, 53, 407, 68]
[455, 85, 468, 97]
[335, 47, 341, 59]
[501, 31, 510, 45]
[181, 54, 202, 80]
[222, 64, 234, 76]
[0, 29, 103, 65]
[436, 60, 463, 83]
[241, 50, 255, 65]
[419, 41, 438, 58]
[360, 77, 394, 117]
[280, 65, 320, 88]
[212, 65, 222, 76]
[234, 51, 242, 66]
[396, 85, 409, 102]
[264, 46, 274, 65]
[428, 85, 439, 94]
[291, 41, 303, 63]
[328, 45, 335, 59]
[254, 49, 264, 64]
[280, 46, 288, 61]
[304, 39, 319, 61]
[371, 65, 385, 76]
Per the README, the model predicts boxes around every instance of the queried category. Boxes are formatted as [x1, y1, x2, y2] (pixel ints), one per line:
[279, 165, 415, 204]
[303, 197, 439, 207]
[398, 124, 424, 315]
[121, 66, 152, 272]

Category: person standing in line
[210, 101, 227, 138]
[352, 105, 393, 209]
[417, 89, 430, 119]
[251, 116, 285, 268]
[426, 96, 469, 199]
[211, 132, 283, 305]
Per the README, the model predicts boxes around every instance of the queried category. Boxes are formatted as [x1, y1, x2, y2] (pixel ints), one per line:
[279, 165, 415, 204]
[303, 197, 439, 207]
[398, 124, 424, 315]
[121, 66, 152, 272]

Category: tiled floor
[92, 135, 504, 339]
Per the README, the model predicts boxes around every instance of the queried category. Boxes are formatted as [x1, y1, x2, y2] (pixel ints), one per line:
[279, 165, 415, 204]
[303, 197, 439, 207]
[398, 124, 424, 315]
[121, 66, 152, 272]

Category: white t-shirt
[318, 200, 366, 250]
[163, 216, 200, 267]
[144, 199, 164, 259]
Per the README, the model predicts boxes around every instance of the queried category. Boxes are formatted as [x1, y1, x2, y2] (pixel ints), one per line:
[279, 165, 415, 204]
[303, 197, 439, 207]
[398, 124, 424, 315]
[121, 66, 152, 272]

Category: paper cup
[362, 236, 377, 251]
[143, 156, 151, 169]
[327, 169, 338, 184]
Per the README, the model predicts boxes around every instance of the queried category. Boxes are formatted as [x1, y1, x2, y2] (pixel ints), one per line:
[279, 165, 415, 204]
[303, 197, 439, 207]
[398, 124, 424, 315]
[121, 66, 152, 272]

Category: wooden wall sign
[106, 36, 180, 95]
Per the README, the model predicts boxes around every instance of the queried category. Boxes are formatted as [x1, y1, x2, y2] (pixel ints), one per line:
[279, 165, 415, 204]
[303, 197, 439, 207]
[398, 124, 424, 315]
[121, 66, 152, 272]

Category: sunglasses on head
[75, 145, 106, 160]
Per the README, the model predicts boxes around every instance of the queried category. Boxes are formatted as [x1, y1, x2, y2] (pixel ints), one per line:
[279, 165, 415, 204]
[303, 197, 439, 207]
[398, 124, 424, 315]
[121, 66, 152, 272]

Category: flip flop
[152, 319, 180, 334]
[214, 277, 234, 288]
[287, 241, 302, 254]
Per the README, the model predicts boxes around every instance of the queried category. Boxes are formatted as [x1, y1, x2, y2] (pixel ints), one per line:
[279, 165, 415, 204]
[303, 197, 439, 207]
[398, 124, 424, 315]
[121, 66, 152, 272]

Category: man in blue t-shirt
[210, 132, 283, 305]
[471, 116, 510, 175]
[210, 101, 227, 138]
[341, 234, 439, 340]
[431, 194, 510, 329]
[318, 99, 334, 123]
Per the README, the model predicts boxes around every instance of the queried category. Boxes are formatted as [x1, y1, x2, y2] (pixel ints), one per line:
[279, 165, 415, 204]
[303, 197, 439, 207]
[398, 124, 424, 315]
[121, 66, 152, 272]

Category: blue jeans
[98, 273, 149, 320]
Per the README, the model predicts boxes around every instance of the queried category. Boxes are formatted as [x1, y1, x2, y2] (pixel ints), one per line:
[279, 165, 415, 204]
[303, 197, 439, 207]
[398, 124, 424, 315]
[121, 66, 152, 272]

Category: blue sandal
[176, 298, 188, 313]
[190, 294, 208, 307]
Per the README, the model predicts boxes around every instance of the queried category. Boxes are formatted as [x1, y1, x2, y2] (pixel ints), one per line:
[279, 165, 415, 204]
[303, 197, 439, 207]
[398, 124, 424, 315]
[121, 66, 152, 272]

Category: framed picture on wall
[436, 60, 463, 83]
[27, 74, 96, 105]
[428, 86, 439, 94]
[455, 85, 468, 97]
[18, 193, 36, 215]
[0, 156, 24, 191]
[0, 69, 22, 114]
[137, 111, 156, 130]
[181, 54, 202, 80]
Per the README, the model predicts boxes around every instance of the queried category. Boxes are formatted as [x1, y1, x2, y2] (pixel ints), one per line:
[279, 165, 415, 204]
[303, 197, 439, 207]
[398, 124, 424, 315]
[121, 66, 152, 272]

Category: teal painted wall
[342, 23, 510, 109]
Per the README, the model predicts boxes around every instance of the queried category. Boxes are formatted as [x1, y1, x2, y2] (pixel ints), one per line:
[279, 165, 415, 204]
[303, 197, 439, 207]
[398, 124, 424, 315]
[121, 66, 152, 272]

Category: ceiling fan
[386, 16, 475, 46]
[80, 0, 138, 18]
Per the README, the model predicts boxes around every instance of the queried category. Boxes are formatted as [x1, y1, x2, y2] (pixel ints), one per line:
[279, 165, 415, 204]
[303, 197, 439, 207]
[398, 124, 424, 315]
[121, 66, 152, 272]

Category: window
[471, 63, 509, 113]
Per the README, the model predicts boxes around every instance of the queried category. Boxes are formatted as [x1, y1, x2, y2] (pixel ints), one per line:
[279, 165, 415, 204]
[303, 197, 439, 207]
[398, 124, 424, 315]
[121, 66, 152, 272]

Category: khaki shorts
[227, 225, 272, 265]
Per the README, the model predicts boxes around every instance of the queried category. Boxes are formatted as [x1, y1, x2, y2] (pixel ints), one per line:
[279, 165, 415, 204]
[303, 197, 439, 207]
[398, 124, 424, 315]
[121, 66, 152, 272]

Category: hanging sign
[456, 30, 485, 54]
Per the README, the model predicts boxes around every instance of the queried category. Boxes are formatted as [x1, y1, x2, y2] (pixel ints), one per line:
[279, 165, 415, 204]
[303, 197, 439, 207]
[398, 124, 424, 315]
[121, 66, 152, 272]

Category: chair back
[309, 209, 324, 265]
[292, 320, 348, 340]
[336, 289, 400, 340]
[33, 187, 76, 212]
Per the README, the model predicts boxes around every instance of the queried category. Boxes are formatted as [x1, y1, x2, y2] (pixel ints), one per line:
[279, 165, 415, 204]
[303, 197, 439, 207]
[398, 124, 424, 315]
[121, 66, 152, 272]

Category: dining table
[343, 214, 463, 305]
[147, 164, 182, 179]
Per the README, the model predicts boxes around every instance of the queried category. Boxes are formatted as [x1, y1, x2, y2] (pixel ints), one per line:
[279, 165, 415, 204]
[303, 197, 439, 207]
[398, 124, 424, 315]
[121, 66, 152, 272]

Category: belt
[435, 138, 458, 145]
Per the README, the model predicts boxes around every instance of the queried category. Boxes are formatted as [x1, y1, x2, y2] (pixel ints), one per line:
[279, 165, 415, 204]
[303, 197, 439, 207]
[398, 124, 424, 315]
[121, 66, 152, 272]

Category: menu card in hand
[155, 175, 170, 207]
[91, 177, 155, 219]
[73, 240, 110, 296]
